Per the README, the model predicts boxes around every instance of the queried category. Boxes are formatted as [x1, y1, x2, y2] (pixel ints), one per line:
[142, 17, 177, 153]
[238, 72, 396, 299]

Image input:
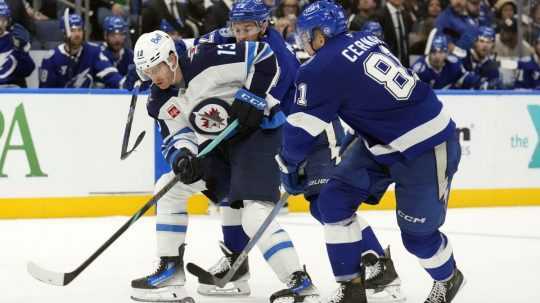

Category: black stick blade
[186, 262, 222, 287]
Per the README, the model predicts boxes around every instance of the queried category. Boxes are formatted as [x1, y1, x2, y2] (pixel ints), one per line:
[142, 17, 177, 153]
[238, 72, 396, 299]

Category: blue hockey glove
[231, 88, 266, 129]
[11, 23, 30, 50]
[172, 148, 202, 184]
[275, 154, 306, 195]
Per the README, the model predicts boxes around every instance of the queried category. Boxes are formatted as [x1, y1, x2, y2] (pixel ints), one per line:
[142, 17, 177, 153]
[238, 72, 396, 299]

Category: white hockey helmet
[133, 30, 178, 81]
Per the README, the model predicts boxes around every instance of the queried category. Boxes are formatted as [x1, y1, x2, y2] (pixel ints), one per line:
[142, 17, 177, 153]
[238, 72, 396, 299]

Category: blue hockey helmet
[361, 21, 383, 39]
[477, 26, 495, 41]
[60, 13, 84, 32]
[295, 1, 347, 50]
[160, 19, 176, 33]
[0, 1, 10, 18]
[104, 16, 128, 34]
[229, 0, 270, 23]
[430, 34, 449, 53]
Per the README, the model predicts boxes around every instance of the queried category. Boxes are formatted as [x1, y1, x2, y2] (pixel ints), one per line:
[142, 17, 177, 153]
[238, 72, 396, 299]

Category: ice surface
[4, 207, 540, 303]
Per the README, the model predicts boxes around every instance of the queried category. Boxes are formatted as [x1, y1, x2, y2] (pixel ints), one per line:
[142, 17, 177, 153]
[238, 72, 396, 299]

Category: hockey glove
[275, 154, 306, 195]
[172, 148, 202, 184]
[11, 23, 30, 51]
[230, 88, 266, 131]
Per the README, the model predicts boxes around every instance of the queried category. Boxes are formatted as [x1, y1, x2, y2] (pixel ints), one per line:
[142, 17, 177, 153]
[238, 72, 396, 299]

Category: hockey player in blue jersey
[462, 26, 501, 89]
[277, 2, 465, 303]
[412, 34, 480, 89]
[360, 21, 383, 40]
[195, 2, 404, 301]
[130, 30, 319, 303]
[39, 13, 125, 88]
[101, 16, 133, 77]
[0, 1, 35, 87]
[515, 32, 540, 89]
[435, 0, 479, 58]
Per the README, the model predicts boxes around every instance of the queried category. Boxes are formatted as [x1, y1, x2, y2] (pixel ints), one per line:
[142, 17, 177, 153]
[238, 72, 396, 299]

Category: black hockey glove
[230, 88, 267, 130]
[172, 148, 202, 184]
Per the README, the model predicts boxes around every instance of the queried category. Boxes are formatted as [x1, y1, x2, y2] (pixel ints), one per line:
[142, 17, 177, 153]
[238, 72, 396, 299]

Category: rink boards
[0, 89, 539, 218]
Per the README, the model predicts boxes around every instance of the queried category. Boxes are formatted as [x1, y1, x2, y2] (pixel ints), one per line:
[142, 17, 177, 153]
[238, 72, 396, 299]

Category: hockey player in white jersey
[129, 30, 319, 303]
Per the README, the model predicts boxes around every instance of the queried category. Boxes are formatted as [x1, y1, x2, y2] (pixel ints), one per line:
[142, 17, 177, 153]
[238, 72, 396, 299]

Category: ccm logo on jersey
[167, 105, 181, 118]
[190, 98, 231, 135]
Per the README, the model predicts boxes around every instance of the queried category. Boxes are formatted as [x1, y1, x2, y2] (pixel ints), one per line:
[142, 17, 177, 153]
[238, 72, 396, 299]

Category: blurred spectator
[410, 0, 441, 54]
[477, 0, 495, 27]
[142, 0, 203, 38]
[275, 0, 300, 18]
[204, 0, 233, 33]
[21, 0, 49, 21]
[463, 26, 501, 89]
[494, 0, 516, 28]
[436, 0, 480, 59]
[403, 0, 421, 23]
[466, 0, 484, 26]
[530, 4, 540, 45]
[361, 21, 384, 39]
[348, 0, 377, 31]
[0, 1, 34, 87]
[376, 0, 413, 66]
[515, 32, 540, 89]
[95, 0, 128, 29]
[274, 15, 297, 43]
[101, 16, 132, 77]
[494, 17, 533, 59]
[412, 34, 481, 88]
[39, 13, 125, 88]
[4, 0, 34, 33]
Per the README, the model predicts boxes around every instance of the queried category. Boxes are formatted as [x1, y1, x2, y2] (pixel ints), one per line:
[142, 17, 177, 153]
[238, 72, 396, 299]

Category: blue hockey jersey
[435, 7, 478, 50]
[39, 42, 124, 88]
[281, 31, 456, 166]
[101, 44, 134, 76]
[147, 41, 283, 167]
[412, 55, 480, 89]
[0, 31, 35, 87]
[515, 54, 540, 89]
[462, 50, 501, 89]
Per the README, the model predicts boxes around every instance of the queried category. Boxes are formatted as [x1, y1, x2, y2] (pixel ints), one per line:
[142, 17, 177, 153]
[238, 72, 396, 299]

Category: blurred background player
[515, 32, 540, 89]
[0, 0, 34, 88]
[101, 15, 133, 77]
[278, 2, 465, 302]
[361, 21, 384, 40]
[130, 30, 319, 303]
[412, 33, 481, 89]
[435, 0, 479, 58]
[39, 12, 126, 88]
[463, 25, 501, 89]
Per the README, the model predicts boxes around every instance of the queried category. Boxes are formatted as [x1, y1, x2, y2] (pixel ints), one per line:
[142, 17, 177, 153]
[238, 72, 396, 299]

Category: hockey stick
[186, 191, 290, 288]
[28, 120, 240, 286]
[120, 80, 146, 160]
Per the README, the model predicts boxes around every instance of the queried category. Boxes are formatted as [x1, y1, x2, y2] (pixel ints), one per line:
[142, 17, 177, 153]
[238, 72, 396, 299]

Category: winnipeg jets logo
[199, 107, 225, 129]
[190, 98, 231, 135]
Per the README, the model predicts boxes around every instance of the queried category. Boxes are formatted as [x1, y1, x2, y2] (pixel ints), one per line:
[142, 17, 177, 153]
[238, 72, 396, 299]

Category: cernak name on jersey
[341, 35, 383, 63]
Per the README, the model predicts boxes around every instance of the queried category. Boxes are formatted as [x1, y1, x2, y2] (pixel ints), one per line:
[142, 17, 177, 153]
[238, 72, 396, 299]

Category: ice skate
[131, 245, 193, 303]
[323, 277, 367, 303]
[424, 268, 466, 303]
[196, 241, 251, 296]
[269, 267, 319, 303]
[363, 247, 405, 303]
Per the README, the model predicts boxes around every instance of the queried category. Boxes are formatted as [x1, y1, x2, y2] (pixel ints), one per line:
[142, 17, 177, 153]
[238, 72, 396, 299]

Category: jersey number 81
[363, 50, 417, 101]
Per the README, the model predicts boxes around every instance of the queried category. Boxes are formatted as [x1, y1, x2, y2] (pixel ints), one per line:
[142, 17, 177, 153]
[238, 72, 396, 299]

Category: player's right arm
[38, 51, 61, 88]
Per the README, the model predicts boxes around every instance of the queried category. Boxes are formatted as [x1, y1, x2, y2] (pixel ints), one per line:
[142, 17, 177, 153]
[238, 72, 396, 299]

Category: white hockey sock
[242, 200, 302, 283]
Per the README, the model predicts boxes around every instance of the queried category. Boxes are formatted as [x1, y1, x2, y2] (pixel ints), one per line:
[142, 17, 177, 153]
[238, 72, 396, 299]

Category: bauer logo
[528, 105, 540, 168]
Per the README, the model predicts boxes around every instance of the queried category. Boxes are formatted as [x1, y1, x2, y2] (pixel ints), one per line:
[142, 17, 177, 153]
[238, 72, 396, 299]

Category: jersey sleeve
[11, 47, 35, 79]
[38, 52, 61, 88]
[148, 87, 199, 167]
[93, 50, 124, 88]
[242, 41, 279, 98]
[281, 64, 341, 165]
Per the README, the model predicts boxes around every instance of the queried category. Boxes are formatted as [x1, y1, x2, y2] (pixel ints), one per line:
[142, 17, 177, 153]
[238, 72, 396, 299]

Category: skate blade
[272, 294, 320, 303]
[367, 285, 406, 303]
[131, 286, 192, 303]
[197, 281, 251, 296]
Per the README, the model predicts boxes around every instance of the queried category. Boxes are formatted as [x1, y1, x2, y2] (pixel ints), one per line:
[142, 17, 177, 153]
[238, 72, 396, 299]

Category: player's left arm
[94, 50, 124, 88]
[280, 66, 341, 166]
